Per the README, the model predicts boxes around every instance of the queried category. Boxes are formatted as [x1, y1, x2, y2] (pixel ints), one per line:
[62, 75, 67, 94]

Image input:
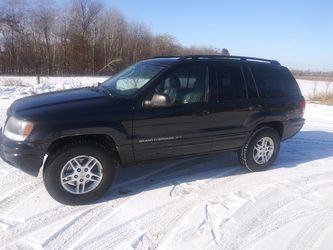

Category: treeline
[0, 0, 228, 76]
[291, 70, 333, 78]
[292, 70, 333, 81]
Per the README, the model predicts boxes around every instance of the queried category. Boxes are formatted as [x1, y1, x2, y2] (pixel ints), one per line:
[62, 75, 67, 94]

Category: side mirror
[144, 93, 171, 108]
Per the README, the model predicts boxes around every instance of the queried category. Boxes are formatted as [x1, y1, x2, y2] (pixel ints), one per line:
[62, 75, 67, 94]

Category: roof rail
[179, 55, 280, 65]
[152, 56, 181, 59]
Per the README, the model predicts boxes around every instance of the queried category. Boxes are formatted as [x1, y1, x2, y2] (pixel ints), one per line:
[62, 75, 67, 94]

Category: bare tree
[0, 0, 229, 75]
[68, 0, 103, 74]
[221, 48, 230, 56]
[31, 0, 56, 74]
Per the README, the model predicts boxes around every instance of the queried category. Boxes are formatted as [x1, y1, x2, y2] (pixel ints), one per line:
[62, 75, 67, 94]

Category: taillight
[300, 100, 305, 118]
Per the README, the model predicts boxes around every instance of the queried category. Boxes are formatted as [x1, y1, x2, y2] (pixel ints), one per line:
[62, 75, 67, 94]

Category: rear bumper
[0, 128, 43, 176]
[282, 118, 305, 140]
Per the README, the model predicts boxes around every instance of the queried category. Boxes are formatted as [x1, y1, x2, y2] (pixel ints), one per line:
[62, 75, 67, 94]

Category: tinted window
[251, 65, 301, 97]
[155, 65, 209, 106]
[216, 65, 246, 100]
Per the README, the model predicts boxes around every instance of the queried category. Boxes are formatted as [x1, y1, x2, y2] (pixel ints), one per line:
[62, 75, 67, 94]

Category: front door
[132, 62, 216, 162]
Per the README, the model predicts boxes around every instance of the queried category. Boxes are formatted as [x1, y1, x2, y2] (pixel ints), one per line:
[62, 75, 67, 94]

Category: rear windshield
[250, 65, 301, 97]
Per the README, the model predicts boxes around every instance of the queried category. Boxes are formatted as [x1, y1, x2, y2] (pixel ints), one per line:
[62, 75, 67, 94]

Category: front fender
[28, 117, 134, 164]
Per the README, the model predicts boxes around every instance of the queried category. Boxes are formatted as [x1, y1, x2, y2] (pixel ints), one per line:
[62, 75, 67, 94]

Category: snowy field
[297, 79, 333, 97]
[0, 77, 333, 249]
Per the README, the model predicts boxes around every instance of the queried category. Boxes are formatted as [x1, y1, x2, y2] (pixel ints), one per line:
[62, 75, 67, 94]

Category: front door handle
[249, 105, 263, 111]
[194, 109, 211, 116]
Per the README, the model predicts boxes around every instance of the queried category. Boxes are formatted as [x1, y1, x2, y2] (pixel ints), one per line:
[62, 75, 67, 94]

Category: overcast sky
[60, 0, 333, 71]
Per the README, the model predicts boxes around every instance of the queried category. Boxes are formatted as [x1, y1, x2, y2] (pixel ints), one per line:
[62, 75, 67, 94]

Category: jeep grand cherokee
[0, 55, 305, 205]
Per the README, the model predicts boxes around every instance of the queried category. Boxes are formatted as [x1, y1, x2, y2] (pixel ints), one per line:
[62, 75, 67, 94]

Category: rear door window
[216, 64, 247, 101]
[250, 65, 301, 97]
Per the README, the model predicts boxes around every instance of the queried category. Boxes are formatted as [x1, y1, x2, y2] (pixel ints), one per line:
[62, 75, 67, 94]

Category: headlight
[4, 117, 34, 141]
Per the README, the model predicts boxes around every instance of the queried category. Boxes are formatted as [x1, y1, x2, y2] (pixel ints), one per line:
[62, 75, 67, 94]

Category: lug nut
[77, 169, 81, 172]
[84, 168, 88, 172]
[86, 174, 90, 178]
[74, 175, 78, 178]
[80, 179, 83, 182]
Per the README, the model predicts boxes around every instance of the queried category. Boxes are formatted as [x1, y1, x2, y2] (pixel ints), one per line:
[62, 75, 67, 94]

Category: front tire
[238, 127, 280, 171]
[43, 142, 115, 205]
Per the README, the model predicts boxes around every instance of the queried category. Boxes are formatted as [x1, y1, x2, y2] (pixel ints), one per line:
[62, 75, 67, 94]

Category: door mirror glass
[144, 93, 171, 108]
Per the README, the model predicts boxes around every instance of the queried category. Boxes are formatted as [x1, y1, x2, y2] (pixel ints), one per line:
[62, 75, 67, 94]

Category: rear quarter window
[251, 65, 301, 97]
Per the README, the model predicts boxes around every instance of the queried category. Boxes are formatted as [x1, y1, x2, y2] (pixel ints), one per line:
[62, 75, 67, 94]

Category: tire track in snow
[76, 167, 245, 249]
[46, 165, 241, 249]
[200, 169, 333, 249]
[0, 158, 204, 248]
[1, 169, 327, 249]
[77, 198, 197, 250]
[0, 191, 147, 247]
[244, 206, 333, 250]
[203, 203, 225, 245]
[44, 196, 137, 249]
[132, 203, 202, 250]
[204, 187, 287, 250]
[287, 209, 333, 250]
[0, 170, 31, 196]
[0, 180, 43, 216]
[0, 184, 148, 246]
[169, 166, 242, 197]
[0, 204, 87, 246]
[131, 167, 243, 250]
[163, 170, 333, 249]
[213, 179, 333, 250]
[237, 178, 333, 249]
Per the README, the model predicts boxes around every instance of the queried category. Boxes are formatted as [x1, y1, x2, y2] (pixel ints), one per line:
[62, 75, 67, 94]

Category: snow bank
[0, 76, 109, 100]
[297, 79, 333, 97]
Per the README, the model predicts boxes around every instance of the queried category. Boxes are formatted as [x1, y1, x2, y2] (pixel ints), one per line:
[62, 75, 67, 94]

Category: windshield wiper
[98, 84, 113, 97]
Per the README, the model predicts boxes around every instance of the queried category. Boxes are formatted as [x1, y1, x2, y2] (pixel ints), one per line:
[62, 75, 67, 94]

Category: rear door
[209, 62, 259, 151]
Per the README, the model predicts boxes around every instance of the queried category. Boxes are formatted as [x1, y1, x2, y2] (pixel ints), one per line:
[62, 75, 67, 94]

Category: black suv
[0, 55, 305, 205]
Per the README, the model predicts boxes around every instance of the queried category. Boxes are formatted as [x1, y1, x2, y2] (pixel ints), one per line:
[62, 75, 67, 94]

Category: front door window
[154, 65, 209, 106]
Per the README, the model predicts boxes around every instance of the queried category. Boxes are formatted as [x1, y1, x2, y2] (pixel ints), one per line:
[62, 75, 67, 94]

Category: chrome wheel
[60, 155, 103, 194]
[253, 137, 274, 165]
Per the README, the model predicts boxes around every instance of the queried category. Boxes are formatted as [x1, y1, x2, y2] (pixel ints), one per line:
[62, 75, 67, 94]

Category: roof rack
[179, 55, 280, 65]
[151, 55, 280, 65]
[152, 56, 181, 59]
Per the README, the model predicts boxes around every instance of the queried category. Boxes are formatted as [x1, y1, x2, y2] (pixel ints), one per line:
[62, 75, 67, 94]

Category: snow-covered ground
[297, 79, 333, 97]
[0, 77, 333, 249]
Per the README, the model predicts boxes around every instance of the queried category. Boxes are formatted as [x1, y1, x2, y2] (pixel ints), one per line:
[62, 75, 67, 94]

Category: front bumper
[0, 128, 43, 176]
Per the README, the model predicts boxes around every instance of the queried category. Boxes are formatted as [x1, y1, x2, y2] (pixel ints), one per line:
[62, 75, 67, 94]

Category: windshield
[102, 62, 165, 97]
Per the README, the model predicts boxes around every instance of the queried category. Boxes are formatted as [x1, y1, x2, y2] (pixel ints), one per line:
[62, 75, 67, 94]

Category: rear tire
[238, 127, 280, 171]
[43, 142, 115, 205]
